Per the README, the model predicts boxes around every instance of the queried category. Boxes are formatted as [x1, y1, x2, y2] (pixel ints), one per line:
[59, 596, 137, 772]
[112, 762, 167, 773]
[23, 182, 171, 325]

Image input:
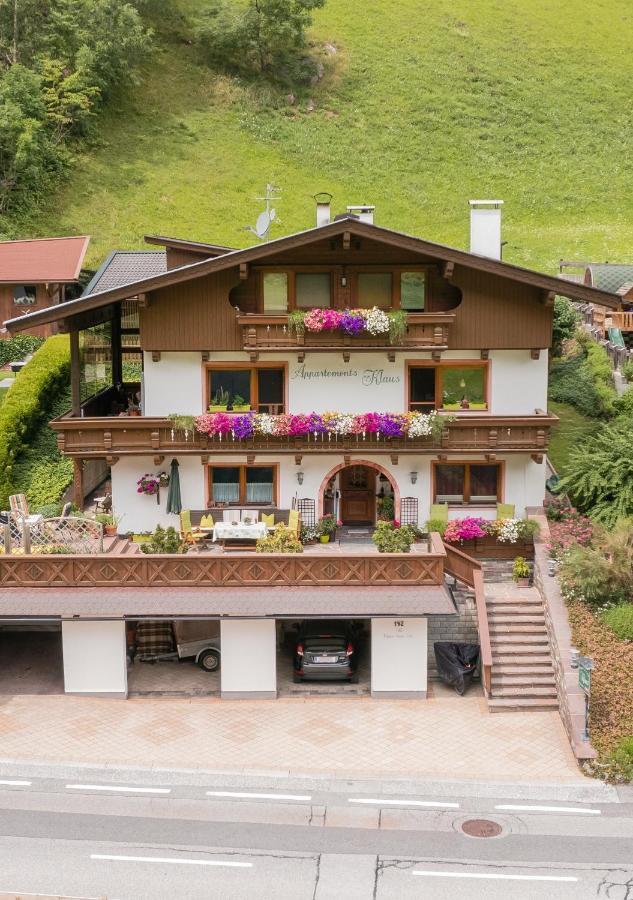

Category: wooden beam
[137, 292, 150, 309]
[153, 455, 164, 467]
[442, 260, 455, 280]
[294, 454, 302, 466]
[69, 330, 81, 417]
[387, 351, 396, 363]
[248, 350, 259, 362]
[201, 351, 210, 362]
[239, 263, 249, 280]
[343, 351, 351, 363]
[437, 453, 448, 461]
[432, 349, 442, 361]
[540, 290, 556, 307]
[530, 348, 541, 360]
[531, 453, 544, 464]
[246, 454, 256, 465]
[297, 351, 305, 363]
[111, 309, 122, 387]
[343, 454, 351, 467]
[485, 453, 497, 462]
[343, 231, 351, 251]
[152, 351, 161, 362]
[390, 454, 399, 466]
[200, 455, 209, 466]
[105, 455, 119, 467]
[480, 349, 489, 360]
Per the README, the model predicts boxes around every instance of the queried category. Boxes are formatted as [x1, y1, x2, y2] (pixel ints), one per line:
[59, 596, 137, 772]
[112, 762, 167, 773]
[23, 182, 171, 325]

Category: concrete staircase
[487, 589, 558, 713]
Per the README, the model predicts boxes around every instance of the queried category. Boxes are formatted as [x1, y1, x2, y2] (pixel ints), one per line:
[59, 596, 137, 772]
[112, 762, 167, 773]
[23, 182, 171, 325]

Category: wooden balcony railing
[0, 548, 445, 589]
[237, 312, 456, 359]
[51, 413, 556, 458]
[607, 311, 633, 332]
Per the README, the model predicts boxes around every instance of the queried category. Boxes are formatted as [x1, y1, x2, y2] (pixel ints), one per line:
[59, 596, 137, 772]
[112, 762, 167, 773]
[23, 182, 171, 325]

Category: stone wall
[428, 587, 478, 677]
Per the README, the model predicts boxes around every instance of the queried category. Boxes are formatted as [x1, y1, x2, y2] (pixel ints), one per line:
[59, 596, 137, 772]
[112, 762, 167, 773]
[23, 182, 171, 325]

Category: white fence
[1, 517, 104, 555]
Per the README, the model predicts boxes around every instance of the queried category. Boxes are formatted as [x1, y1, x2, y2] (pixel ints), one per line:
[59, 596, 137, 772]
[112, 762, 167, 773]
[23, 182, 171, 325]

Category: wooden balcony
[0, 543, 446, 589]
[51, 412, 556, 459]
[237, 312, 456, 361]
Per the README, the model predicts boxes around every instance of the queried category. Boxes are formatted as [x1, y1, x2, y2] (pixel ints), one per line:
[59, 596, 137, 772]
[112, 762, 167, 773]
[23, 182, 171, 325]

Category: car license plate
[314, 655, 337, 663]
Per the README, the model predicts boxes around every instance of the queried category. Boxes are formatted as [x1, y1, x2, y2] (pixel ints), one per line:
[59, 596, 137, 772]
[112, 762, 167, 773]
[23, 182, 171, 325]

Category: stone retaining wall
[428, 587, 478, 677]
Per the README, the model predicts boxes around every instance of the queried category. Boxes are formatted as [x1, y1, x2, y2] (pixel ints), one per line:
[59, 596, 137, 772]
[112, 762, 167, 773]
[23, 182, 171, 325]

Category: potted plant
[96, 513, 120, 537]
[512, 556, 530, 587]
[208, 387, 230, 412]
[372, 521, 414, 553]
[318, 515, 336, 543]
[231, 394, 251, 412]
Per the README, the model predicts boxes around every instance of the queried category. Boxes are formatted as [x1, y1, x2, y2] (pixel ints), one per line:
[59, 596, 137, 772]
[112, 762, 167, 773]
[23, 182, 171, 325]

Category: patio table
[211, 522, 268, 543]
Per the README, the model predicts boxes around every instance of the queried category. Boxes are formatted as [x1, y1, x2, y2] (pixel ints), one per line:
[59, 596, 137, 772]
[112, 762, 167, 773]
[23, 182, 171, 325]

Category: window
[208, 367, 284, 412]
[79, 321, 113, 403]
[296, 272, 331, 308]
[408, 364, 487, 411]
[400, 272, 425, 310]
[210, 466, 275, 506]
[357, 273, 392, 308]
[263, 272, 288, 312]
[434, 463, 500, 504]
[13, 285, 37, 306]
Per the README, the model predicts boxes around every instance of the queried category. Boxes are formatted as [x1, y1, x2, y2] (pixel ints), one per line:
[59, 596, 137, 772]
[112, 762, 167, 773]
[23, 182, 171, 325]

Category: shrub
[0, 336, 70, 508]
[0, 335, 45, 368]
[139, 525, 187, 554]
[622, 361, 633, 383]
[549, 340, 617, 419]
[614, 386, 633, 417]
[317, 515, 336, 536]
[552, 296, 579, 356]
[372, 521, 413, 553]
[377, 496, 395, 521]
[512, 556, 530, 581]
[34, 501, 64, 518]
[299, 523, 319, 544]
[256, 523, 303, 553]
[547, 511, 593, 559]
[602, 604, 633, 641]
[425, 517, 447, 536]
[559, 524, 633, 609]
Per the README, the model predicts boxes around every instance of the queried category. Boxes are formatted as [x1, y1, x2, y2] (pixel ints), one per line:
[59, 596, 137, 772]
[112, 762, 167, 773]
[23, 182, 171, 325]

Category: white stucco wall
[140, 349, 548, 416]
[62, 619, 127, 695]
[143, 352, 203, 416]
[111, 456, 205, 533]
[220, 619, 277, 697]
[371, 617, 428, 696]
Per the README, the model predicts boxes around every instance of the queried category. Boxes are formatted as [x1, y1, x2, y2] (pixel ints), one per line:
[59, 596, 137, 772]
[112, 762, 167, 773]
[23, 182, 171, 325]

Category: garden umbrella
[165, 458, 182, 515]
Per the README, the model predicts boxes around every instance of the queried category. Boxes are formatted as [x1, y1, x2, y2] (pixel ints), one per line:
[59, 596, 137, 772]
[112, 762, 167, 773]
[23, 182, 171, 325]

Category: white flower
[364, 306, 390, 335]
[332, 414, 355, 434]
[408, 411, 435, 437]
[497, 518, 520, 543]
[256, 414, 276, 435]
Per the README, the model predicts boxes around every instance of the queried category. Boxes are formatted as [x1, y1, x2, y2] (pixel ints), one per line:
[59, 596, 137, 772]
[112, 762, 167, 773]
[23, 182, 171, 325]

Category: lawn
[7, 0, 633, 271]
[548, 401, 601, 475]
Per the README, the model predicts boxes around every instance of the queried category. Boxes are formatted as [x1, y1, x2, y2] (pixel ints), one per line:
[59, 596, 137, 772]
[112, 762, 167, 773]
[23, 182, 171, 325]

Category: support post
[73, 458, 84, 509]
[111, 309, 122, 388]
[70, 330, 81, 417]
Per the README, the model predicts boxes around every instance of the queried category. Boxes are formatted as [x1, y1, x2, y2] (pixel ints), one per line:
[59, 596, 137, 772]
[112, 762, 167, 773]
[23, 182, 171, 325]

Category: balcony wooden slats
[0, 551, 445, 589]
[51, 414, 556, 457]
[237, 312, 456, 356]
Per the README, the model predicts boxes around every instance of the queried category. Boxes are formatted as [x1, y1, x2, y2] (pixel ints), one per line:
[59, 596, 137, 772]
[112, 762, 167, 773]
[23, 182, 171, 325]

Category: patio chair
[496, 502, 515, 519]
[9, 494, 43, 527]
[429, 503, 449, 524]
[94, 492, 112, 515]
[179, 510, 204, 546]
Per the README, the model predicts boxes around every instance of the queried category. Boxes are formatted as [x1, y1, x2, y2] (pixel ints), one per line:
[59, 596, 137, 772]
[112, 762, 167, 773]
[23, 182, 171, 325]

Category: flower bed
[545, 501, 593, 560]
[441, 516, 538, 559]
[288, 307, 407, 344]
[194, 410, 445, 440]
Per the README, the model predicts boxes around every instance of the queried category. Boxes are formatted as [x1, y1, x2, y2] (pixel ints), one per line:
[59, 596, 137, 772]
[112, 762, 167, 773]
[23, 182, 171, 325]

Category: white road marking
[348, 798, 460, 808]
[91, 854, 252, 868]
[66, 784, 171, 794]
[495, 804, 601, 815]
[205, 790, 312, 801]
[413, 870, 578, 882]
[0, 779, 32, 786]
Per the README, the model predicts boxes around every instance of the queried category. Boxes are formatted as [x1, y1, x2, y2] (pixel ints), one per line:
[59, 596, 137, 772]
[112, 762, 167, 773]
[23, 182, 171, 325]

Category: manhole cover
[461, 818, 503, 838]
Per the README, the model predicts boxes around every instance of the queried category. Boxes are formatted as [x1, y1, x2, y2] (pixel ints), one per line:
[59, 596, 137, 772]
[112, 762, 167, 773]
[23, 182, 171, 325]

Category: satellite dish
[245, 183, 280, 241]
[255, 210, 272, 239]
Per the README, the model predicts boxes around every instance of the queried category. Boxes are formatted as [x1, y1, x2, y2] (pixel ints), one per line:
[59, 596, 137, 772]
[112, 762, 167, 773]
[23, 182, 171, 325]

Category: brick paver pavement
[0, 683, 582, 782]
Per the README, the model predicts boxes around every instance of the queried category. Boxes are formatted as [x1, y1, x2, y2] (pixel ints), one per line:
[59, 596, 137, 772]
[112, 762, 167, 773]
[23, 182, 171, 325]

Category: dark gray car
[293, 620, 358, 683]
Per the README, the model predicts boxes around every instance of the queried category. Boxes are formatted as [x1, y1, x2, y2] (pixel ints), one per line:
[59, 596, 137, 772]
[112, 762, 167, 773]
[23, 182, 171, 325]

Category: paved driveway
[0, 683, 582, 783]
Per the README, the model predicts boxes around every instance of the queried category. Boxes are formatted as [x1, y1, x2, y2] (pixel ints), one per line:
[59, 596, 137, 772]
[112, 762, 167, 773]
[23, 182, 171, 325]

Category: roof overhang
[4, 218, 622, 334]
[0, 584, 455, 619]
[144, 234, 235, 257]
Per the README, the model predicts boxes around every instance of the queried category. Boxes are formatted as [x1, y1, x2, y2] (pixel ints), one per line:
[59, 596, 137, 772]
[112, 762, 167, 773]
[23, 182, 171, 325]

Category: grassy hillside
[9, 0, 633, 270]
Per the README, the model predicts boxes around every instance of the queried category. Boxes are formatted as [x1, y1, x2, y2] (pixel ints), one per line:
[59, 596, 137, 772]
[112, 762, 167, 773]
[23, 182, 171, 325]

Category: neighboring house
[2, 202, 621, 703]
[560, 261, 633, 340]
[0, 236, 89, 339]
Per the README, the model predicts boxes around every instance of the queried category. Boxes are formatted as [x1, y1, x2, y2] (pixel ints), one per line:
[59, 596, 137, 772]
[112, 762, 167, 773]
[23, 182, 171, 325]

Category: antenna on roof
[245, 183, 280, 242]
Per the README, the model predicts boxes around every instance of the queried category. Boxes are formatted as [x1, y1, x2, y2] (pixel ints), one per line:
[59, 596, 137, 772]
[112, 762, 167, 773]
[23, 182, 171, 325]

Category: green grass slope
[11, 0, 633, 270]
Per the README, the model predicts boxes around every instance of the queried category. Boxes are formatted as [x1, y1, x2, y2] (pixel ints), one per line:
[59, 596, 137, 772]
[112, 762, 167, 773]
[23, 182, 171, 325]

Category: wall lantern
[340, 275, 347, 287]
[409, 471, 418, 485]
[297, 471, 305, 485]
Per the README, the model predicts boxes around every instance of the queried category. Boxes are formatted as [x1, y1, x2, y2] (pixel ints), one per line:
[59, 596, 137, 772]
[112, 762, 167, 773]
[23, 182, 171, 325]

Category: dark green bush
[602, 603, 633, 640]
[614, 386, 633, 417]
[622, 361, 633, 383]
[0, 335, 44, 367]
[549, 341, 616, 418]
[552, 296, 579, 356]
[140, 525, 187, 554]
[0, 335, 70, 508]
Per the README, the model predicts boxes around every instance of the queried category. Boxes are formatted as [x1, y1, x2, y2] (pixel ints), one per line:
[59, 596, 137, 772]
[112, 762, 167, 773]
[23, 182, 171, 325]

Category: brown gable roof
[4, 218, 622, 333]
[0, 235, 89, 284]
[144, 234, 235, 257]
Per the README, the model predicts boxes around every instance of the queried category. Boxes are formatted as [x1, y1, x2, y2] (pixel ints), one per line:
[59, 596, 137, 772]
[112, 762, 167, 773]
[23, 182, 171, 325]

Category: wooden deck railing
[0, 548, 446, 589]
[608, 311, 633, 332]
[51, 413, 556, 458]
[237, 312, 456, 357]
[443, 541, 492, 696]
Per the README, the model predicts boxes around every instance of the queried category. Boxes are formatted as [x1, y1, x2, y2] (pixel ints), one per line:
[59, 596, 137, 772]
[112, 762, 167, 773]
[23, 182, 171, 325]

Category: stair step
[494, 655, 554, 667]
[490, 635, 549, 646]
[492, 686, 558, 698]
[490, 624, 547, 634]
[488, 697, 559, 713]
[492, 674, 556, 687]
[486, 595, 543, 604]
[494, 664, 554, 675]
[488, 611, 545, 621]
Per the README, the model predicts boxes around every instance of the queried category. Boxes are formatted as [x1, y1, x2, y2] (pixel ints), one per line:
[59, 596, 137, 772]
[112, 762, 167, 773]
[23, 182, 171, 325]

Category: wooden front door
[340, 466, 376, 524]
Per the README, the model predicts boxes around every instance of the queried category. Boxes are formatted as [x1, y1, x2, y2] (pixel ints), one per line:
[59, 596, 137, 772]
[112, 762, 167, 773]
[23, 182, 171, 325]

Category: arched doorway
[318, 459, 400, 525]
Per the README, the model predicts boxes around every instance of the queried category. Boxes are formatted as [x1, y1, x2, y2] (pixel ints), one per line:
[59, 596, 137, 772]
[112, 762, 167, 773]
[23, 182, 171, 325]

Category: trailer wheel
[198, 649, 220, 672]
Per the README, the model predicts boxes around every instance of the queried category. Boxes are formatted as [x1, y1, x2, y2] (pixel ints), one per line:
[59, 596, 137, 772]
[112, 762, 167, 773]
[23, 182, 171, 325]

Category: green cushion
[288, 509, 299, 532]
[430, 503, 449, 523]
[180, 510, 192, 533]
[262, 512, 275, 527]
[497, 503, 515, 519]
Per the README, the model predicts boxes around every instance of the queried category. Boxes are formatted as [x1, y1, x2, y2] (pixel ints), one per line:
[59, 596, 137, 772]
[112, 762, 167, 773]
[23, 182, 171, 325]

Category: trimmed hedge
[0, 335, 44, 368]
[0, 335, 70, 508]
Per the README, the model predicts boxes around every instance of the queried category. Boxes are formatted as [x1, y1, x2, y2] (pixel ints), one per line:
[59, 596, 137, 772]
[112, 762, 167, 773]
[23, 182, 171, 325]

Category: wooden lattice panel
[400, 496, 419, 526]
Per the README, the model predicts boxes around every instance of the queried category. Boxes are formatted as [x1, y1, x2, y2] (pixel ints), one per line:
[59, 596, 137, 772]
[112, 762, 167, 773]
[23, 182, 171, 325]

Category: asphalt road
[0, 772, 630, 899]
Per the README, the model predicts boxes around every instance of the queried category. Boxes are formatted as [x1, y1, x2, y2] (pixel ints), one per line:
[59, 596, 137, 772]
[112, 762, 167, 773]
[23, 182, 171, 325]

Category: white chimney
[315, 192, 333, 227]
[347, 204, 375, 225]
[469, 200, 503, 259]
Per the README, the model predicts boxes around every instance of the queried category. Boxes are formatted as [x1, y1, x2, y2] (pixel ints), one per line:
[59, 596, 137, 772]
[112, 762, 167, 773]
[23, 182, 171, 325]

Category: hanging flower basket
[137, 474, 161, 504]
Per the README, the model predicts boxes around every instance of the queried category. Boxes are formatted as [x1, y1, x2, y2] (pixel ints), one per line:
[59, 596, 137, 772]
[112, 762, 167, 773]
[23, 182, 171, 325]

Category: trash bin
[434, 642, 480, 695]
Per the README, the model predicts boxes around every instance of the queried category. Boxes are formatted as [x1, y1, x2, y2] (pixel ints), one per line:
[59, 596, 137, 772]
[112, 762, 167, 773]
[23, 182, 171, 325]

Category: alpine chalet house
[2, 201, 620, 704]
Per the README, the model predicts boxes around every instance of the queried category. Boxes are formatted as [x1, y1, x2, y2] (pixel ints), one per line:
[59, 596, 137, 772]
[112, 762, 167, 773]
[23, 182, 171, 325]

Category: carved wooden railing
[608, 311, 633, 331]
[237, 312, 456, 359]
[443, 541, 492, 696]
[0, 549, 445, 589]
[51, 413, 556, 458]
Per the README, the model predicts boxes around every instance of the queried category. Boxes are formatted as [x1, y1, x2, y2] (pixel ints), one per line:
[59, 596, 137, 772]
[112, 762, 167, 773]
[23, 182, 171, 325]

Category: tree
[552, 296, 579, 357]
[198, 0, 326, 82]
[560, 418, 633, 526]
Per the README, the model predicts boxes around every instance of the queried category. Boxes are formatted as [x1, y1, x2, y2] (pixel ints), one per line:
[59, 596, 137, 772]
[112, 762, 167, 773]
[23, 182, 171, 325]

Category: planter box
[446, 536, 534, 560]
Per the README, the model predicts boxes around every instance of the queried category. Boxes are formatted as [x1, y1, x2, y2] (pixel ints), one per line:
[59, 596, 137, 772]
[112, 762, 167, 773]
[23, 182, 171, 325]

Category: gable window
[13, 285, 37, 306]
[263, 272, 288, 312]
[434, 463, 500, 504]
[208, 366, 285, 413]
[356, 272, 392, 308]
[400, 271, 425, 310]
[210, 465, 276, 506]
[296, 272, 331, 308]
[408, 363, 487, 411]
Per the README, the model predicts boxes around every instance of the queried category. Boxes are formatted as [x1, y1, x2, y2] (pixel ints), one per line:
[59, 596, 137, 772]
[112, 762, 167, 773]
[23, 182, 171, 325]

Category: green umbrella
[166, 458, 182, 515]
